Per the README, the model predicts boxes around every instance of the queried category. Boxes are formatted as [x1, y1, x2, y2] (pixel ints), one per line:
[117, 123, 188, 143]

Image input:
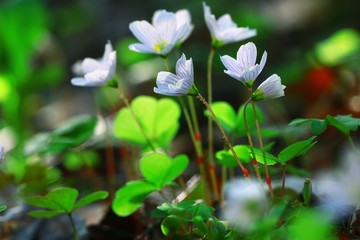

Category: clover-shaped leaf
[141, 153, 189, 188]
[25, 187, 108, 218]
[215, 145, 251, 168]
[112, 180, 158, 217]
[114, 96, 181, 149]
[206, 102, 264, 137]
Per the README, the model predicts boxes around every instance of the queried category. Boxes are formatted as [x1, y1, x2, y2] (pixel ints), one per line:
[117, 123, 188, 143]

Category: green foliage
[114, 96, 181, 149]
[153, 200, 229, 239]
[290, 114, 360, 136]
[63, 150, 100, 171]
[112, 152, 189, 217]
[243, 146, 279, 165]
[287, 209, 336, 240]
[207, 101, 264, 136]
[315, 28, 360, 66]
[278, 136, 317, 164]
[216, 145, 251, 167]
[0, 205, 7, 213]
[25, 187, 108, 218]
[25, 115, 97, 155]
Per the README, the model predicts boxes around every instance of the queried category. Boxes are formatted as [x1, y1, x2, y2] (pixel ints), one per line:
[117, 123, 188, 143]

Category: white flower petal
[129, 21, 159, 48]
[257, 74, 285, 99]
[224, 70, 241, 81]
[203, 2, 218, 36]
[258, 51, 267, 74]
[217, 14, 236, 30]
[82, 58, 104, 74]
[152, 10, 177, 42]
[84, 70, 110, 82]
[103, 41, 113, 61]
[129, 43, 155, 54]
[237, 42, 257, 69]
[220, 55, 243, 74]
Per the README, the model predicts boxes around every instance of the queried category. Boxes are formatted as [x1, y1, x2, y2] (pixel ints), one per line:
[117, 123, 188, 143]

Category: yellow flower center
[154, 41, 168, 53]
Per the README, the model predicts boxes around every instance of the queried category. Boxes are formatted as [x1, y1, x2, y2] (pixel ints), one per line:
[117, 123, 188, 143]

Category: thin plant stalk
[68, 213, 79, 240]
[197, 93, 250, 180]
[206, 47, 220, 201]
[116, 88, 156, 151]
[251, 100, 274, 197]
[243, 99, 263, 185]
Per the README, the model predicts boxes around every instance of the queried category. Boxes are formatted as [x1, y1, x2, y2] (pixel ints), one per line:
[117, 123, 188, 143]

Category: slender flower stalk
[206, 47, 218, 200]
[197, 93, 250, 180]
[243, 99, 263, 186]
[68, 213, 79, 240]
[250, 99, 274, 197]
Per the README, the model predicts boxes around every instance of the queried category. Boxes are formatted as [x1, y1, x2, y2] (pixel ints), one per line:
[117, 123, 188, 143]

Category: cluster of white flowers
[70, 3, 285, 100]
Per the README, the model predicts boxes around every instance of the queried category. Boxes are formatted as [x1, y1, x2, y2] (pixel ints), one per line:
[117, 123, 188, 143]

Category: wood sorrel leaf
[112, 180, 157, 217]
[28, 210, 65, 218]
[46, 187, 78, 212]
[114, 96, 180, 149]
[73, 191, 109, 210]
[243, 146, 279, 165]
[140, 152, 189, 188]
[46, 115, 97, 154]
[205, 101, 237, 132]
[235, 103, 264, 137]
[25, 196, 63, 211]
[216, 145, 251, 168]
[325, 115, 350, 136]
[278, 136, 317, 163]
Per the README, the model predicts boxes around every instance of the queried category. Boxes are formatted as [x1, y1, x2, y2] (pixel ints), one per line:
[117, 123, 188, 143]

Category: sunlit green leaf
[25, 196, 62, 211]
[140, 152, 188, 188]
[114, 96, 180, 149]
[315, 28, 360, 66]
[278, 136, 317, 163]
[215, 145, 251, 168]
[243, 146, 279, 165]
[73, 191, 108, 210]
[206, 101, 237, 132]
[112, 180, 157, 217]
[235, 103, 264, 136]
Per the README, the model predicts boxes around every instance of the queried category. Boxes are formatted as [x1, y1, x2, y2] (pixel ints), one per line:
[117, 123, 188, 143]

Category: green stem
[187, 96, 203, 156]
[68, 213, 79, 240]
[251, 99, 274, 198]
[117, 88, 156, 151]
[207, 48, 216, 169]
[197, 93, 250, 180]
[243, 99, 263, 185]
[206, 48, 220, 201]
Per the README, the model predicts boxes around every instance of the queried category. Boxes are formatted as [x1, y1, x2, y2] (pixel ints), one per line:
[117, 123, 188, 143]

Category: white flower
[220, 42, 267, 87]
[71, 41, 116, 87]
[203, 2, 256, 47]
[154, 54, 197, 96]
[174, 9, 194, 43]
[129, 10, 192, 56]
[222, 179, 267, 230]
[252, 74, 285, 101]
